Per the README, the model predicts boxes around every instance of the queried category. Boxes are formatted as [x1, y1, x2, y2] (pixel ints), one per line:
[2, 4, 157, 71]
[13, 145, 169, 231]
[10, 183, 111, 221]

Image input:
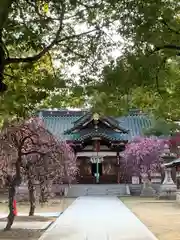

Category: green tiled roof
[65, 112, 128, 134]
[40, 109, 152, 142]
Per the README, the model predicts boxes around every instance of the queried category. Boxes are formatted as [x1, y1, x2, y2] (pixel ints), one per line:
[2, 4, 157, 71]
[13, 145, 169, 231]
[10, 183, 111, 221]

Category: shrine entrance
[91, 163, 102, 183]
[90, 157, 103, 183]
[77, 155, 119, 184]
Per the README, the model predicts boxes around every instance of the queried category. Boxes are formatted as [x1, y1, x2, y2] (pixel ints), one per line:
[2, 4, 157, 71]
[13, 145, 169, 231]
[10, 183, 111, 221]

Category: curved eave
[164, 158, 180, 168]
[77, 132, 125, 142]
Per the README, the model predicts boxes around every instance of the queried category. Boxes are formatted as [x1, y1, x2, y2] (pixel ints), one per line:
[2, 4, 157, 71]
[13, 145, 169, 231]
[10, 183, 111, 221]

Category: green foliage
[0, 0, 122, 85]
[96, 0, 180, 118]
[0, 56, 65, 120]
[0, 0, 133, 116]
[0, 0, 179, 118]
[144, 118, 180, 137]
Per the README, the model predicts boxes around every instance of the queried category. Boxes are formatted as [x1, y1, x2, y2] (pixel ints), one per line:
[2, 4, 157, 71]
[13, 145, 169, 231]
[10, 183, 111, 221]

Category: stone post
[140, 173, 156, 197]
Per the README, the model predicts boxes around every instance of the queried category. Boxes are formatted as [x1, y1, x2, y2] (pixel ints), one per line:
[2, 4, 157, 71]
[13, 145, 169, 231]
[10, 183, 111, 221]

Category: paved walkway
[0, 212, 60, 230]
[0, 221, 51, 230]
[39, 196, 158, 240]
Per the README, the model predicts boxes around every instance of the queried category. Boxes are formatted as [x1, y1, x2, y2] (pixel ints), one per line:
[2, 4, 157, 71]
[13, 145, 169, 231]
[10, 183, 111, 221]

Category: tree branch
[21, 150, 46, 156]
[5, 2, 66, 65]
[154, 44, 180, 52]
[4, 29, 97, 65]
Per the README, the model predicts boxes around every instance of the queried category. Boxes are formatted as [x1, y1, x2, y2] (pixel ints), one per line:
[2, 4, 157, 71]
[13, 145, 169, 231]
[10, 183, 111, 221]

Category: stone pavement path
[0, 221, 51, 230]
[39, 196, 158, 240]
[0, 212, 60, 230]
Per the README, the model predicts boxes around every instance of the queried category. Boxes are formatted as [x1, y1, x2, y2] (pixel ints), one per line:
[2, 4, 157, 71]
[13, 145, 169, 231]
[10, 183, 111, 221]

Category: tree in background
[169, 133, 180, 156]
[0, 117, 77, 230]
[123, 137, 165, 195]
[93, 55, 180, 119]
[0, 56, 66, 120]
[92, 0, 180, 119]
[144, 118, 180, 137]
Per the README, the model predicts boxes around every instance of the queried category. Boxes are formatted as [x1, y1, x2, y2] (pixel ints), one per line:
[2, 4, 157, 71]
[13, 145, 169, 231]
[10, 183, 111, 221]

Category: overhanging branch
[5, 2, 66, 65]
[154, 44, 180, 52]
[5, 28, 97, 65]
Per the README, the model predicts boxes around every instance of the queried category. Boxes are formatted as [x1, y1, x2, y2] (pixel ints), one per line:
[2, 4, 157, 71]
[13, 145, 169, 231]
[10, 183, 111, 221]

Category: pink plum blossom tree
[0, 117, 77, 230]
[123, 137, 165, 195]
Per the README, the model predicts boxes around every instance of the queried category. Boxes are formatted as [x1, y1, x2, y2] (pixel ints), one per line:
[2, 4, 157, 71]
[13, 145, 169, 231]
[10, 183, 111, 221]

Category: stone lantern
[163, 158, 180, 203]
[158, 144, 177, 199]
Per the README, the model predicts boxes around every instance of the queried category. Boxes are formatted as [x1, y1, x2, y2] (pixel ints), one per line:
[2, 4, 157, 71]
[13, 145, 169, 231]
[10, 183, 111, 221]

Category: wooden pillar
[117, 152, 120, 184]
[176, 166, 180, 189]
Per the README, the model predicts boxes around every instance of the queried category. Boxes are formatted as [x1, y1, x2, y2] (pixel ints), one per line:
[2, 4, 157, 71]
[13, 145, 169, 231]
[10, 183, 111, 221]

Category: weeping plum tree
[23, 141, 76, 215]
[24, 141, 77, 212]
[0, 117, 77, 229]
[123, 137, 165, 196]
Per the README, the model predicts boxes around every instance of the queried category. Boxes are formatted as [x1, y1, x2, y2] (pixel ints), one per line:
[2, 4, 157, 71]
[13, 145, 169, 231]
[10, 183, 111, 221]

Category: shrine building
[38, 109, 152, 185]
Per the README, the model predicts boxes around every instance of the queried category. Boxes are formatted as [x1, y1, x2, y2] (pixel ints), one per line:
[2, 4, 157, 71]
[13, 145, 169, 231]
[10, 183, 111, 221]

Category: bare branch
[21, 150, 46, 156]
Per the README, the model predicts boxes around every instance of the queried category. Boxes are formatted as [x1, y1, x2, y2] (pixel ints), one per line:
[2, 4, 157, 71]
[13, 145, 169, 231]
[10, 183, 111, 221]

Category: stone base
[176, 191, 180, 203]
[158, 184, 177, 200]
[140, 186, 156, 197]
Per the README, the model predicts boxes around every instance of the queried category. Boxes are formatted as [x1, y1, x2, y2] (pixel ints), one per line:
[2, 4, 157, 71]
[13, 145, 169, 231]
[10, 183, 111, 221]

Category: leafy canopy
[93, 0, 180, 118]
[0, 0, 122, 91]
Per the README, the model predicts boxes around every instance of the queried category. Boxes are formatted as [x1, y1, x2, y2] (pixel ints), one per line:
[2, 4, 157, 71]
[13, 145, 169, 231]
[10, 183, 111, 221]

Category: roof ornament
[93, 113, 99, 121]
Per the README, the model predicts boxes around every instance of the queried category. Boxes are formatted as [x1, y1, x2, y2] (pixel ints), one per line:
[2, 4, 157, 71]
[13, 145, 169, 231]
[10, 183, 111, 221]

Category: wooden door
[77, 157, 94, 184]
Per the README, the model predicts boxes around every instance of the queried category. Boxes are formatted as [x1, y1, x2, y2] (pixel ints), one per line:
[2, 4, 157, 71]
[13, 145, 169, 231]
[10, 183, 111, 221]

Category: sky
[53, 21, 124, 79]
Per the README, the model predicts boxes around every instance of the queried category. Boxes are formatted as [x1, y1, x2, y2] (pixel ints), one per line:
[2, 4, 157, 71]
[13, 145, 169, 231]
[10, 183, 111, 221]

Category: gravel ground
[121, 197, 180, 240]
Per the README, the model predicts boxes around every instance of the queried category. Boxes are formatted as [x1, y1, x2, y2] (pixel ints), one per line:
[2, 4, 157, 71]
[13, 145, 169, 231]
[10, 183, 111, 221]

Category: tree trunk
[5, 157, 22, 230]
[28, 180, 36, 216]
[39, 184, 48, 203]
[0, 0, 14, 90]
[4, 183, 16, 231]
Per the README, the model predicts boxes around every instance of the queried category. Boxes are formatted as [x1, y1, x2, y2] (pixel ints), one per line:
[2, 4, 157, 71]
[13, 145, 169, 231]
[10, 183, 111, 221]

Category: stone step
[66, 184, 130, 197]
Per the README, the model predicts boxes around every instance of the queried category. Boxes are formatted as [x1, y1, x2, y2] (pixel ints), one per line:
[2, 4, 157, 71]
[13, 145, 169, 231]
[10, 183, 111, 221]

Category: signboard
[132, 176, 140, 184]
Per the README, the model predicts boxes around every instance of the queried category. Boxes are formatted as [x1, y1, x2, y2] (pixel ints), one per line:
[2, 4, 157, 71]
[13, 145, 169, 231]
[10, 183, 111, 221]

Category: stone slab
[39, 196, 158, 240]
[0, 221, 51, 230]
